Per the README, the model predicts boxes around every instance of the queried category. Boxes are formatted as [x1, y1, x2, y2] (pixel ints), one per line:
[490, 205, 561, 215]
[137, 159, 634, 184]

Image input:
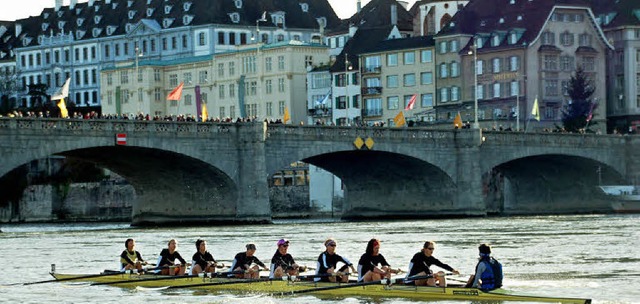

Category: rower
[466, 243, 503, 290]
[230, 243, 268, 279]
[270, 239, 305, 279]
[405, 241, 460, 287]
[357, 238, 401, 282]
[120, 238, 147, 273]
[157, 239, 187, 276]
[189, 239, 217, 275]
[315, 239, 356, 283]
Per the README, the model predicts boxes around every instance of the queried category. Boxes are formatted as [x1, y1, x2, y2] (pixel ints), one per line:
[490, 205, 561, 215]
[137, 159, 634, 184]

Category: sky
[0, 0, 420, 21]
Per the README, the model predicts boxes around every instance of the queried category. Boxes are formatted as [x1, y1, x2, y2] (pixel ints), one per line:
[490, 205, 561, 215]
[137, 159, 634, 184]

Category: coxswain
[466, 243, 503, 290]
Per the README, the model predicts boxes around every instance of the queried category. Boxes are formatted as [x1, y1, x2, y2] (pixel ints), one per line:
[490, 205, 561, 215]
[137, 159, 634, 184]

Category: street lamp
[468, 37, 479, 129]
[345, 53, 353, 126]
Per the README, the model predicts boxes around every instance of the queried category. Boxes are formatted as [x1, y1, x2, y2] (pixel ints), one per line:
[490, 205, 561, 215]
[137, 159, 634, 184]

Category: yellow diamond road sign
[365, 137, 375, 150]
[353, 137, 364, 149]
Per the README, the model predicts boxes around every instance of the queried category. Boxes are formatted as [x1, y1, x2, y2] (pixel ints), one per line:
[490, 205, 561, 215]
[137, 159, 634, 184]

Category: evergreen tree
[560, 67, 597, 133]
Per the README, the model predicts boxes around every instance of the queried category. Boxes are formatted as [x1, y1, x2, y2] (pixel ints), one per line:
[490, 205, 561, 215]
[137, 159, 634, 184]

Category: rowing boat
[50, 271, 591, 303]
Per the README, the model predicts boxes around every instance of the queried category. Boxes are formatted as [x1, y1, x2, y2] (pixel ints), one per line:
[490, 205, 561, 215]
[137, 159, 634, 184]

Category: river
[1, 215, 638, 304]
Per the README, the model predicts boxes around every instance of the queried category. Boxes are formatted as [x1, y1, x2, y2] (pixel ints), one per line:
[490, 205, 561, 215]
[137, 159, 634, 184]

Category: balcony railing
[308, 108, 332, 117]
[361, 86, 383, 96]
[362, 66, 382, 74]
[362, 108, 383, 117]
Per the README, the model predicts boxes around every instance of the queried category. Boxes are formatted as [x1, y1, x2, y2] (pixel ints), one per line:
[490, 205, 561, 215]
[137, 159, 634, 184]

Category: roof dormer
[77, 18, 84, 27]
[107, 25, 117, 35]
[234, 0, 243, 9]
[94, 15, 102, 24]
[164, 5, 173, 14]
[163, 18, 174, 28]
[183, 15, 194, 25]
[41, 23, 50, 31]
[112, 2, 118, 9]
[127, 0, 134, 7]
[126, 23, 133, 33]
[229, 12, 240, 24]
[92, 28, 102, 37]
[183, 2, 192, 11]
[58, 21, 66, 30]
[300, 3, 309, 13]
[147, 8, 155, 17]
[57, 11, 64, 18]
[128, 10, 136, 19]
[76, 30, 85, 39]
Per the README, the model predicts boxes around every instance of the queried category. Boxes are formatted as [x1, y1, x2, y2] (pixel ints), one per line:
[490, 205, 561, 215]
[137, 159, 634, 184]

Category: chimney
[390, 4, 398, 26]
[70, 0, 77, 10]
[348, 24, 358, 37]
[15, 23, 22, 37]
[54, 0, 62, 11]
[357, 0, 362, 13]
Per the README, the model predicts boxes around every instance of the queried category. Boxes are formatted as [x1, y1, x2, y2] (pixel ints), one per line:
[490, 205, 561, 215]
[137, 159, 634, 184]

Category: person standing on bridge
[157, 239, 187, 276]
[405, 241, 460, 287]
[230, 243, 268, 279]
[315, 238, 356, 283]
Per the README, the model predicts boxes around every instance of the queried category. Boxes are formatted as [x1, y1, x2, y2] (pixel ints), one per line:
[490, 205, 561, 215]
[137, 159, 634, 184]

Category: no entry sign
[116, 133, 127, 145]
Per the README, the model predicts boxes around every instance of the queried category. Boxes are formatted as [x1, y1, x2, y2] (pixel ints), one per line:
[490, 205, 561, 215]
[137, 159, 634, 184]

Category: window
[544, 55, 558, 70]
[440, 87, 449, 102]
[312, 73, 331, 89]
[364, 56, 381, 72]
[492, 58, 501, 73]
[451, 87, 460, 101]
[266, 79, 273, 94]
[476, 60, 484, 75]
[387, 53, 398, 66]
[387, 96, 399, 110]
[439, 41, 447, 54]
[581, 57, 595, 71]
[450, 61, 459, 77]
[450, 40, 459, 52]
[154, 69, 161, 82]
[278, 78, 285, 92]
[120, 70, 129, 84]
[154, 88, 161, 101]
[387, 75, 398, 88]
[476, 84, 484, 99]
[420, 72, 433, 85]
[278, 56, 285, 70]
[219, 84, 225, 99]
[560, 56, 574, 71]
[265, 57, 272, 72]
[421, 93, 433, 107]
[440, 63, 448, 78]
[403, 73, 416, 87]
[403, 52, 415, 65]
[509, 56, 519, 71]
[421, 50, 432, 63]
[198, 32, 206, 46]
[493, 82, 501, 98]
[579, 33, 592, 47]
[561, 32, 574, 46]
[169, 74, 178, 86]
[511, 80, 519, 96]
[541, 31, 555, 45]
[229, 84, 235, 98]
[336, 96, 347, 109]
[229, 62, 235, 75]
[199, 70, 208, 83]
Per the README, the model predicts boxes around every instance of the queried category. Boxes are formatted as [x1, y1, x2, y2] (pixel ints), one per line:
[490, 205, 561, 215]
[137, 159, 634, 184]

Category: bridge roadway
[0, 118, 636, 225]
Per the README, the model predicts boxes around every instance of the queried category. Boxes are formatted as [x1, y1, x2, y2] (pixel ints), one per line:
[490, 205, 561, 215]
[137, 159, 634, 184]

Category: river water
[1, 215, 638, 304]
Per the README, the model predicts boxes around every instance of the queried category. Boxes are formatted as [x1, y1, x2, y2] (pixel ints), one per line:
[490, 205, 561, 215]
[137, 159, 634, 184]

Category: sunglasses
[327, 243, 337, 247]
[426, 247, 435, 250]
[281, 244, 289, 247]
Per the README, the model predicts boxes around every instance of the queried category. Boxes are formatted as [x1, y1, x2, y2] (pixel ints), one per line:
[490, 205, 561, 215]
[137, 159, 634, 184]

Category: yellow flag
[283, 107, 291, 124]
[453, 112, 462, 128]
[531, 97, 540, 121]
[57, 98, 68, 118]
[393, 111, 406, 127]
[201, 103, 208, 122]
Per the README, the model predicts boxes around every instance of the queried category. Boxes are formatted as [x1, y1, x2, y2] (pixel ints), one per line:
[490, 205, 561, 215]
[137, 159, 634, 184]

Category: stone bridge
[0, 118, 636, 225]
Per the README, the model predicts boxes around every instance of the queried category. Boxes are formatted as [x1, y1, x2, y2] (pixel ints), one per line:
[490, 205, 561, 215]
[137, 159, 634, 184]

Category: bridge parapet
[483, 131, 626, 148]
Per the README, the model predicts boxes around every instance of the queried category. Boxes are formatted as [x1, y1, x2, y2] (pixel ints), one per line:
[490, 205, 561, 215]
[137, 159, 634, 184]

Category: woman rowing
[120, 238, 147, 273]
[230, 243, 268, 279]
[405, 241, 460, 286]
[357, 238, 401, 282]
[315, 238, 356, 283]
[189, 239, 217, 275]
[270, 238, 305, 279]
[157, 239, 187, 276]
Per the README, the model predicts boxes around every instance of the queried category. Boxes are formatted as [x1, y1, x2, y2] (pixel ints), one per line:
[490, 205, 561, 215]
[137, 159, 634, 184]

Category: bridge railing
[0, 118, 240, 135]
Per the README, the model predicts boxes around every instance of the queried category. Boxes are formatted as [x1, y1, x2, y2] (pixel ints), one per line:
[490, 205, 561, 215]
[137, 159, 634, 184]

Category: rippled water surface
[1, 215, 638, 303]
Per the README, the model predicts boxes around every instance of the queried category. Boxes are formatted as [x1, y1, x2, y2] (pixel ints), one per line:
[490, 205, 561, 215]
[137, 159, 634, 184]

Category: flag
[393, 111, 405, 127]
[453, 112, 462, 128]
[586, 102, 596, 122]
[57, 98, 68, 118]
[195, 85, 202, 120]
[115, 86, 122, 115]
[166, 82, 184, 101]
[404, 94, 417, 110]
[531, 97, 540, 121]
[51, 78, 70, 100]
[201, 103, 208, 122]
[259, 11, 267, 22]
[316, 93, 330, 106]
[283, 107, 290, 123]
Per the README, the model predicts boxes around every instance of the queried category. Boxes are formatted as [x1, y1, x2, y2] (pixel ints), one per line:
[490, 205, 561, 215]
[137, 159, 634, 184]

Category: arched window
[440, 14, 452, 29]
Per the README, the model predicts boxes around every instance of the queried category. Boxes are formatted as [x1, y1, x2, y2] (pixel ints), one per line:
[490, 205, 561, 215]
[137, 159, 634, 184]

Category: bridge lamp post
[134, 47, 143, 114]
[345, 53, 353, 126]
[468, 37, 479, 129]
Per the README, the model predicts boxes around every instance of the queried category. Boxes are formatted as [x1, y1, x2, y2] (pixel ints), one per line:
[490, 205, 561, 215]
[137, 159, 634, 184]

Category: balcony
[308, 108, 332, 117]
[362, 66, 382, 74]
[361, 86, 383, 96]
[362, 108, 383, 117]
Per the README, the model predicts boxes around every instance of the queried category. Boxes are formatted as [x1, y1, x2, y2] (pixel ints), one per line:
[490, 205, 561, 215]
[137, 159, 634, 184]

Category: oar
[165, 276, 272, 290]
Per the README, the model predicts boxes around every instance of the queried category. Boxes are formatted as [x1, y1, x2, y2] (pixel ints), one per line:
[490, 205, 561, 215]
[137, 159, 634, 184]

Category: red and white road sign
[116, 133, 127, 145]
